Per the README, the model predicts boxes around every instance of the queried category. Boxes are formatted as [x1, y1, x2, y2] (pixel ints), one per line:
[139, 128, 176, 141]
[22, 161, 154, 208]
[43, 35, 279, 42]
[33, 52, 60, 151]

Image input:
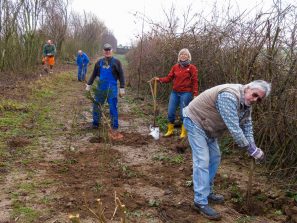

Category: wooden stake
[153, 79, 158, 127]
[245, 158, 255, 210]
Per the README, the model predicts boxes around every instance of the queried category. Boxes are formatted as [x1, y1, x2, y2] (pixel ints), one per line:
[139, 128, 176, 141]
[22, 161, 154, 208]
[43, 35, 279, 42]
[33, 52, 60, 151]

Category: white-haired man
[183, 80, 271, 220]
[76, 50, 89, 81]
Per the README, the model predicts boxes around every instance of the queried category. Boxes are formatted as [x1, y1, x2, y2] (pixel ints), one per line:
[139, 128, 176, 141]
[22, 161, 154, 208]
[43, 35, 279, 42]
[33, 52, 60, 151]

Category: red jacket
[159, 63, 198, 96]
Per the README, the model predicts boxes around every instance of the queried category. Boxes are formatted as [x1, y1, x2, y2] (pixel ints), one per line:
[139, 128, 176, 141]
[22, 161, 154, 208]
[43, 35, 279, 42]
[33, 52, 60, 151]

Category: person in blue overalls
[76, 50, 90, 81]
[85, 43, 125, 139]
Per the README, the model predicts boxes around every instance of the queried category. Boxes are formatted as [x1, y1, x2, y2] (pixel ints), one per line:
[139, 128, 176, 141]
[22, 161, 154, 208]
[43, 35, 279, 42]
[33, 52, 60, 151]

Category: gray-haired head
[178, 48, 191, 61]
[244, 80, 271, 98]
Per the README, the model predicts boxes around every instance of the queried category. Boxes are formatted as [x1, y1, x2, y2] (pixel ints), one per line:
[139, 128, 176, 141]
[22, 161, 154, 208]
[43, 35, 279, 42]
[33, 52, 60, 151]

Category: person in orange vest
[42, 39, 56, 73]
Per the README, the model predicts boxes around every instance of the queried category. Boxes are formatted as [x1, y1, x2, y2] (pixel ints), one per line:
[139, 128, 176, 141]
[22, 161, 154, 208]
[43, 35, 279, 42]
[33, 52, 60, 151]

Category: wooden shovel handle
[153, 79, 158, 126]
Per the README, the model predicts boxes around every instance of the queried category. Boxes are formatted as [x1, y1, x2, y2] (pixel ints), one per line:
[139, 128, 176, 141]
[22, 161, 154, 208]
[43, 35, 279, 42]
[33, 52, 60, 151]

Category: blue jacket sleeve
[216, 92, 250, 147]
[83, 53, 89, 65]
[76, 55, 79, 65]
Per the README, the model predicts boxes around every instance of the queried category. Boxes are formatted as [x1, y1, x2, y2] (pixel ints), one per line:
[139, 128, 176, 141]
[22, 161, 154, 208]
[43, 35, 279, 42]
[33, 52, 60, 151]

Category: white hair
[178, 48, 191, 61]
[244, 80, 272, 97]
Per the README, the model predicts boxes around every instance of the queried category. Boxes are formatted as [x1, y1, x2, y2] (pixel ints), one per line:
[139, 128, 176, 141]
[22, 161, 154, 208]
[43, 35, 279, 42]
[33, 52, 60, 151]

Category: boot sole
[164, 134, 174, 137]
[208, 199, 225, 204]
[193, 206, 222, 221]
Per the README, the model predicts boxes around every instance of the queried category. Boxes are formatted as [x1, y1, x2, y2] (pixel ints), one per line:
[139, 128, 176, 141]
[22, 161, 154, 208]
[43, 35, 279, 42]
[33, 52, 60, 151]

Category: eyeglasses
[104, 49, 111, 51]
[252, 93, 263, 103]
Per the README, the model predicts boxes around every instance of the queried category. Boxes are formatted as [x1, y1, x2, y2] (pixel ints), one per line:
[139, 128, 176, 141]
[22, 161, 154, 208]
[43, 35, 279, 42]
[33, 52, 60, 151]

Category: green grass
[0, 83, 56, 141]
[148, 198, 160, 207]
[235, 215, 255, 223]
[132, 106, 146, 118]
[155, 115, 168, 133]
[230, 184, 244, 204]
[40, 196, 52, 205]
[127, 210, 143, 218]
[12, 203, 40, 223]
[1, 72, 74, 221]
[152, 153, 184, 164]
[38, 179, 56, 187]
[18, 182, 36, 193]
[115, 54, 128, 66]
[0, 100, 30, 112]
[170, 154, 184, 164]
[32, 88, 55, 99]
[219, 136, 234, 155]
[92, 182, 104, 192]
[152, 153, 170, 162]
[0, 111, 30, 137]
[121, 164, 137, 177]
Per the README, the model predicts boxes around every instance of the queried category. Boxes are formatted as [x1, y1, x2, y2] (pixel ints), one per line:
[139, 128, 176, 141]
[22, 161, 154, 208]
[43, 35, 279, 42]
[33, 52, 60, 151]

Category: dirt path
[0, 68, 290, 223]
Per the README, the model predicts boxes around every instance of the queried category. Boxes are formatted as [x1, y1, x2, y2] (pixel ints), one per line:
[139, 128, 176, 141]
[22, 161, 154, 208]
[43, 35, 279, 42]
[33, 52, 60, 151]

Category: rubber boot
[164, 123, 174, 137]
[49, 65, 53, 73]
[180, 124, 187, 138]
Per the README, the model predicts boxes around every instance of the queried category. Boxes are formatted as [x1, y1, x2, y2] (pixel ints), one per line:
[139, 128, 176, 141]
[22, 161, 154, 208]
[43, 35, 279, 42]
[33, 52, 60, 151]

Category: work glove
[119, 88, 125, 97]
[246, 142, 265, 162]
[85, 84, 92, 91]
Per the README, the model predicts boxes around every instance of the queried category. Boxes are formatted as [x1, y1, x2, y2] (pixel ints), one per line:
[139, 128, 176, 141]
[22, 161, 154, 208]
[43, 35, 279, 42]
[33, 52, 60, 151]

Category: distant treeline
[0, 0, 117, 72]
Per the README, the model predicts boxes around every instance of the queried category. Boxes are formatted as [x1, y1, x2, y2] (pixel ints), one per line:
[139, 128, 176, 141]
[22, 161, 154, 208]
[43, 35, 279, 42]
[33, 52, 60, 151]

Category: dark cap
[103, 43, 112, 50]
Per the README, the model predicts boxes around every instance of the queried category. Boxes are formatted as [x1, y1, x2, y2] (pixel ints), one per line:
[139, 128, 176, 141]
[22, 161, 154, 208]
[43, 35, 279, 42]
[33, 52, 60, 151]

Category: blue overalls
[93, 58, 118, 129]
[76, 53, 89, 81]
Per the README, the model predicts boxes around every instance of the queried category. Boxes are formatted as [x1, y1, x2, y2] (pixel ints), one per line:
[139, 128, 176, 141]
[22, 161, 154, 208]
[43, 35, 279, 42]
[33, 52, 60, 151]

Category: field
[0, 64, 295, 223]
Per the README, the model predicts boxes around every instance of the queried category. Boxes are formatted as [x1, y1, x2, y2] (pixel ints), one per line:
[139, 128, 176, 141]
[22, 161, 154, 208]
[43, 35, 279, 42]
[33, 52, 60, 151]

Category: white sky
[70, 0, 288, 46]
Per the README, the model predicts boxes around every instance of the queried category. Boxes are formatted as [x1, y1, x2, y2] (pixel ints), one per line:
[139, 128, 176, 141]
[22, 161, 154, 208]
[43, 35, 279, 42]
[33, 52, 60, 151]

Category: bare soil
[0, 64, 295, 223]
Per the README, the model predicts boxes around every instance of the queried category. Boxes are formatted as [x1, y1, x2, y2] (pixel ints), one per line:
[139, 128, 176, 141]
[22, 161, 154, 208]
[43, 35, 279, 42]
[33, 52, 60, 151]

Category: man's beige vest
[186, 84, 250, 138]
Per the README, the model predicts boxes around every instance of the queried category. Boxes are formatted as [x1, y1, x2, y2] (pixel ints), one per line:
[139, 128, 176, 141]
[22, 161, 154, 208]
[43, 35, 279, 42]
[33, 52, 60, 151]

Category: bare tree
[127, 1, 297, 181]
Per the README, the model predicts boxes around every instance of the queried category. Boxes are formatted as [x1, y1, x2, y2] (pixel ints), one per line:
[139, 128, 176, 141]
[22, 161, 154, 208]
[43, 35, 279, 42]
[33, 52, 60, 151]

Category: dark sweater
[87, 57, 125, 88]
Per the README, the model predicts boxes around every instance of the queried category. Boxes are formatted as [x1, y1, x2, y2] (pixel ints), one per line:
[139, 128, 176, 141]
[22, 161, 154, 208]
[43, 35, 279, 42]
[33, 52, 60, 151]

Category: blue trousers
[92, 90, 118, 129]
[78, 65, 87, 81]
[167, 91, 192, 123]
[183, 114, 221, 205]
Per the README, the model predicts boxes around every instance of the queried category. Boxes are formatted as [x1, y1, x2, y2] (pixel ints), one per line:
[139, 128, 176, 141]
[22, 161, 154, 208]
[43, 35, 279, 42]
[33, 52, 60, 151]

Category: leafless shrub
[0, 0, 114, 72]
[126, 1, 297, 183]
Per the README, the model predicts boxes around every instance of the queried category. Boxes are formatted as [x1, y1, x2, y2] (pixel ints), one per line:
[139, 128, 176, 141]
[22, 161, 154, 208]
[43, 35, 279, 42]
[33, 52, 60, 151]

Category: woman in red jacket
[155, 48, 198, 138]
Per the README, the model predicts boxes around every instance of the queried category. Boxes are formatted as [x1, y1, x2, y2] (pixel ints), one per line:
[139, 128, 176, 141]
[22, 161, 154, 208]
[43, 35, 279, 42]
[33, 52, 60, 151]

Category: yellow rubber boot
[180, 124, 187, 138]
[164, 123, 174, 137]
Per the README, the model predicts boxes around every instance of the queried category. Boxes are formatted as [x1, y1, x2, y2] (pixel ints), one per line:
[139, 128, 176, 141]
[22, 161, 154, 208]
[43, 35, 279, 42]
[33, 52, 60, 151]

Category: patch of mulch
[89, 132, 154, 146]
[40, 146, 141, 220]
[6, 136, 31, 148]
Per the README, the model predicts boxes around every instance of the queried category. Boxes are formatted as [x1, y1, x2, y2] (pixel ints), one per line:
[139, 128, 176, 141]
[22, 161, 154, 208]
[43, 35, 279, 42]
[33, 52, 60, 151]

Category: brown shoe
[108, 129, 123, 140]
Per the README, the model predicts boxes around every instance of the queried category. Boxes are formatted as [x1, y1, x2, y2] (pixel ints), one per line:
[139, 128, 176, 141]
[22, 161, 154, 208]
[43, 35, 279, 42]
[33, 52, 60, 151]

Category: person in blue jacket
[76, 50, 90, 81]
[85, 43, 125, 139]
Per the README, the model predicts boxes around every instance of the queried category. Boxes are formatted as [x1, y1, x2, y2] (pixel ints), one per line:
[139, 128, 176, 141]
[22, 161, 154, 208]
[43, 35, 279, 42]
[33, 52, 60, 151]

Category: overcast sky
[70, 0, 288, 46]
